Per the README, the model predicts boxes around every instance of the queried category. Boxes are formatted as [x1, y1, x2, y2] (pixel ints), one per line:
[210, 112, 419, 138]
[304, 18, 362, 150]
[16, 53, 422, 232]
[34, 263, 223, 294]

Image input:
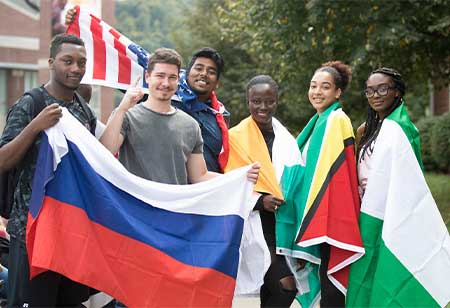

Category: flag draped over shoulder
[226, 117, 288, 197]
[347, 103, 450, 308]
[175, 71, 229, 172]
[224, 117, 303, 294]
[26, 109, 254, 307]
[66, 5, 148, 90]
[277, 102, 364, 308]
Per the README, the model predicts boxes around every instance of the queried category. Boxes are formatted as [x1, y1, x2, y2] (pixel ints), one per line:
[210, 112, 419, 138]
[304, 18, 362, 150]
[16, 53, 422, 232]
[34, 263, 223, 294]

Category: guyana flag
[276, 102, 364, 308]
[347, 103, 450, 307]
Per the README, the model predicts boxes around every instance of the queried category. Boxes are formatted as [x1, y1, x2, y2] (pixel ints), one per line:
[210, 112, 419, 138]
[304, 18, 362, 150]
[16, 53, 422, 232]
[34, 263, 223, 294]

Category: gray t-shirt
[119, 103, 203, 185]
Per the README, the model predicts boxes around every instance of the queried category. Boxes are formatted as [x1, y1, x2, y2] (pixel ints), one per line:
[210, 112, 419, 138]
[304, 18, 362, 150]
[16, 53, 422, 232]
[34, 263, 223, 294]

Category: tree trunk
[431, 79, 450, 116]
[431, 78, 449, 116]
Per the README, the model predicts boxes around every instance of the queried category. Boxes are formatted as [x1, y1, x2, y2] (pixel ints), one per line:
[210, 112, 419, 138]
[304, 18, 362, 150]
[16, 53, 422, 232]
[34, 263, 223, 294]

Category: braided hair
[359, 67, 406, 160]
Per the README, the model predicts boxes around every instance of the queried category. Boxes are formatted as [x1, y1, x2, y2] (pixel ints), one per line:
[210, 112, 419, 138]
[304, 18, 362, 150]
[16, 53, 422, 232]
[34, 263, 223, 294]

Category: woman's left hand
[262, 195, 285, 213]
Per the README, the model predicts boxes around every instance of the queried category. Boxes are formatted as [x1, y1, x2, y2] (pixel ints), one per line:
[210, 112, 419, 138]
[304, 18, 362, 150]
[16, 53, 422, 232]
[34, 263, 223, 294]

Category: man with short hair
[0, 33, 96, 307]
[100, 47, 258, 185]
[65, 9, 229, 172]
[173, 47, 229, 173]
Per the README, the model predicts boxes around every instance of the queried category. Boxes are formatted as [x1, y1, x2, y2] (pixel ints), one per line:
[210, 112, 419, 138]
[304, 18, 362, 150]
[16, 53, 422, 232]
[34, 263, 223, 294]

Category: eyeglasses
[364, 84, 396, 98]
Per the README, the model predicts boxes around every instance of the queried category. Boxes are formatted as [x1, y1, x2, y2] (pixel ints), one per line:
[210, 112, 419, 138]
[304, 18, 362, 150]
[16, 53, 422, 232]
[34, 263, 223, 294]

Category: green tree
[171, 0, 259, 126]
[185, 0, 449, 131]
[115, 0, 181, 52]
[114, 0, 449, 130]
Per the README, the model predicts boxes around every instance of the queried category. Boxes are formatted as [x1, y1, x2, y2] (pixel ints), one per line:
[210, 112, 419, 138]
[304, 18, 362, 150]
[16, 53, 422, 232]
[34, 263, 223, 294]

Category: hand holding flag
[66, 5, 149, 91]
[26, 109, 256, 307]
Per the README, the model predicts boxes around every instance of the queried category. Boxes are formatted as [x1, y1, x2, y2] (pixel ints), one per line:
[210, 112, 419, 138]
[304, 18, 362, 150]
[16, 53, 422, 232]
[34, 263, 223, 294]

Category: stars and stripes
[66, 5, 148, 90]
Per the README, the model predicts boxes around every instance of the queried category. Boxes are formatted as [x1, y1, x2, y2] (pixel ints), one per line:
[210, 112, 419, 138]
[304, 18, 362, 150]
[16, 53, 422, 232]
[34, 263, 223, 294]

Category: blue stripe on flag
[31, 134, 243, 278]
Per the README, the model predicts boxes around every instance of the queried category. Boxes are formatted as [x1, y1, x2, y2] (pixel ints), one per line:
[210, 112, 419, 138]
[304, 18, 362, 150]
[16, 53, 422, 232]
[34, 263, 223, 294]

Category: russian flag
[26, 109, 254, 307]
[66, 5, 149, 90]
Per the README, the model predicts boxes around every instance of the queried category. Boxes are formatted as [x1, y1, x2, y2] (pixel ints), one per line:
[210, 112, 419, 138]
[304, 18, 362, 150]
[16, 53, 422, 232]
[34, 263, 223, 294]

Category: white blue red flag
[66, 5, 149, 90]
[26, 109, 255, 307]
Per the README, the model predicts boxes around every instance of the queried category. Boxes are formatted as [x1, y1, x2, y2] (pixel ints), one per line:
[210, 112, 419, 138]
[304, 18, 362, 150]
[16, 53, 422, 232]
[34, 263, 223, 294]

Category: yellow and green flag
[277, 102, 364, 308]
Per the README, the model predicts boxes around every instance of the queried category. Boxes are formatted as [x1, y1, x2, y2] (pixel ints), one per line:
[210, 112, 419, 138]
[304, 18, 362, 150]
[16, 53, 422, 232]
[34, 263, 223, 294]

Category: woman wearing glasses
[356, 67, 419, 195]
[347, 68, 450, 307]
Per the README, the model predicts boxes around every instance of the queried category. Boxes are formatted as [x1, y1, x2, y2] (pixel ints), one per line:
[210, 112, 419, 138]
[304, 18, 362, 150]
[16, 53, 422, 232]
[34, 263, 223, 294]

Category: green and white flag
[347, 104, 450, 307]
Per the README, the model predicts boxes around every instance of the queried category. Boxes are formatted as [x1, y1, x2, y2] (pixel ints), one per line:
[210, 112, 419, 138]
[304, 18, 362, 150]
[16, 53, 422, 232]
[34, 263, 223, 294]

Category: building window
[24, 70, 38, 92]
[0, 69, 7, 131]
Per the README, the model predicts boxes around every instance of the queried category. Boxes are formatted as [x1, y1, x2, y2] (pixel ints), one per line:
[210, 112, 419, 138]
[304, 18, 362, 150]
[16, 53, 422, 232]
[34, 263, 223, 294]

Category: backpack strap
[74, 92, 96, 135]
[24, 87, 96, 136]
[18, 87, 48, 169]
[23, 86, 48, 119]
[4, 87, 47, 123]
[0, 87, 47, 218]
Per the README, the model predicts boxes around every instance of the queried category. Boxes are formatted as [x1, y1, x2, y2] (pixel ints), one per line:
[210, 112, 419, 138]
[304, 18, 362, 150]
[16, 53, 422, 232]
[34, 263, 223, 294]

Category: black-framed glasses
[364, 84, 396, 98]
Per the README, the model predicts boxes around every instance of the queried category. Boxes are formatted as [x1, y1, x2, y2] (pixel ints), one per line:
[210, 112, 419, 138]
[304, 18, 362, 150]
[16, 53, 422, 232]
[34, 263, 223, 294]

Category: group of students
[0, 19, 439, 308]
[226, 61, 420, 308]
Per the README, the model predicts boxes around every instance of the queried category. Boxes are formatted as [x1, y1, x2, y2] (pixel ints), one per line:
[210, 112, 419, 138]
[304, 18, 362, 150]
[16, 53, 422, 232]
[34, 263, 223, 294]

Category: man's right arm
[99, 109, 126, 155]
[0, 103, 62, 172]
[99, 81, 144, 154]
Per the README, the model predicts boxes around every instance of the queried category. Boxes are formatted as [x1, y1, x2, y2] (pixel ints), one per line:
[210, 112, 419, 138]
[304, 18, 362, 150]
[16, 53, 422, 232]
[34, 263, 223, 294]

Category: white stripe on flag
[74, 7, 147, 90]
[362, 119, 450, 307]
[79, 11, 94, 85]
[45, 108, 255, 219]
[102, 24, 119, 84]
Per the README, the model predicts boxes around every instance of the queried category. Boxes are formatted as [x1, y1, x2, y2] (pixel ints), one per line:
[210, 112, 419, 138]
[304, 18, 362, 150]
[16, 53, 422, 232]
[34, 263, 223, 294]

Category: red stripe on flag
[299, 144, 362, 289]
[109, 29, 131, 84]
[210, 91, 229, 172]
[65, 5, 80, 37]
[27, 196, 235, 307]
[90, 15, 106, 80]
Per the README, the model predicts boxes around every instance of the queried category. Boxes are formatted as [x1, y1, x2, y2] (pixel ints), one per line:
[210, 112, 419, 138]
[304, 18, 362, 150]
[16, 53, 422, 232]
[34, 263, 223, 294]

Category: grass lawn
[424, 172, 450, 230]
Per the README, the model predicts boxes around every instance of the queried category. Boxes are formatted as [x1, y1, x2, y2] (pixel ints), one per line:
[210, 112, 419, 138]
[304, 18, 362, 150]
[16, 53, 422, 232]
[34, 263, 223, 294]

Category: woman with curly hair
[277, 61, 364, 308]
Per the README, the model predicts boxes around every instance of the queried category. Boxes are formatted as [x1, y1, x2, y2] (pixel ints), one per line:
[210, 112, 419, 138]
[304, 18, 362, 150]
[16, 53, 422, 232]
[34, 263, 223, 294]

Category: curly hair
[316, 61, 352, 92]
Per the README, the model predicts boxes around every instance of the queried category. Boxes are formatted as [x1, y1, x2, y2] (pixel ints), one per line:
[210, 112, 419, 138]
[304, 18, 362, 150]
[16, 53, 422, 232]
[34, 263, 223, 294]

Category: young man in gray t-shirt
[100, 48, 259, 185]
[119, 103, 202, 184]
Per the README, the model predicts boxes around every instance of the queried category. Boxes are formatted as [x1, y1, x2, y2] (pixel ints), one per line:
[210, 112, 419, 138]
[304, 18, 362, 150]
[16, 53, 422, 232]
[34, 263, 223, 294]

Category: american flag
[66, 5, 149, 90]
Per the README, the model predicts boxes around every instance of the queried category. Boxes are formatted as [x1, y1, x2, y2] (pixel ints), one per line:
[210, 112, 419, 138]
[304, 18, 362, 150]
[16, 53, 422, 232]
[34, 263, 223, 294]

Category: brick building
[0, 0, 116, 130]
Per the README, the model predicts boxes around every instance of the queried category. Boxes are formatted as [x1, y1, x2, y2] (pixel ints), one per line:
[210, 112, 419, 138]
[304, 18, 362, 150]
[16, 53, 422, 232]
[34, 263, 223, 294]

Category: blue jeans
[0, 265, 7, 299]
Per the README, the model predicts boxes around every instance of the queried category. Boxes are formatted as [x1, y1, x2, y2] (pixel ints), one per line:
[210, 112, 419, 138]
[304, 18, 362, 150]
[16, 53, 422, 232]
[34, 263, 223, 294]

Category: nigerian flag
[347, 103, 450, 307]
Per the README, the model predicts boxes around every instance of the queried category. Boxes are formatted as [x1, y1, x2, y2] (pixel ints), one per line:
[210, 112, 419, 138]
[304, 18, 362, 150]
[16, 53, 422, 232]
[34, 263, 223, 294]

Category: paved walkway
[232, 296, 302, 307]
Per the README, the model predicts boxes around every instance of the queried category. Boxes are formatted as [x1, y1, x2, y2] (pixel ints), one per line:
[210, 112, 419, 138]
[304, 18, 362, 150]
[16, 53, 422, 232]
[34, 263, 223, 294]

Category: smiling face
[365, 73, 400, 119]
[50, 43, 86, 91]
[145, 63, 179, 103]
[248, 83, 277, 131]
[187, 57, 219, 101]
[308, 71, 341, 114]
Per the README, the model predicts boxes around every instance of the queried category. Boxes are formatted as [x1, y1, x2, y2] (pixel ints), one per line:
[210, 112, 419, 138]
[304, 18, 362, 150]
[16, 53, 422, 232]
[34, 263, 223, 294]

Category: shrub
[416, 116, 438, 171]
[430, 113, 450, 173]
